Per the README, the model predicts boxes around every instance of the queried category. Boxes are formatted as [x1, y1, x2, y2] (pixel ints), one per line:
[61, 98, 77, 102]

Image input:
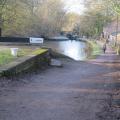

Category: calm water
[43, 40, 89, 61]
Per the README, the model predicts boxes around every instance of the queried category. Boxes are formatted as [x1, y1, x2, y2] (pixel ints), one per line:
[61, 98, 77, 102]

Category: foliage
[0, 0, 67, 37]
[0, 47, 47, 66]
[88, 40, 102, 57]
[104, 0, 120, 15]
[1, 0, 118, 38]
[76, 0, 114, 37]
[63, 13, 80, 32]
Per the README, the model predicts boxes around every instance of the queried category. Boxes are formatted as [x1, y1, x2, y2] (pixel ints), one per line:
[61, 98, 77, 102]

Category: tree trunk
[0, 27, 2, 36]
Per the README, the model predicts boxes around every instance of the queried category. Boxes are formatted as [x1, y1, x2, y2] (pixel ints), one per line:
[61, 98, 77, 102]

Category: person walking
[103, 43, 106, 53]
[117, 45, 120, 55]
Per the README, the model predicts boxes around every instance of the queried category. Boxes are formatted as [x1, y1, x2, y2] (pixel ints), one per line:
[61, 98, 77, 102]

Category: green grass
[87, 40, 102, 58]
[0, 49, 15, 66]
[111, 44, 120, 55]
[0, 48, 48, 66]
[17, 49, 32, 57]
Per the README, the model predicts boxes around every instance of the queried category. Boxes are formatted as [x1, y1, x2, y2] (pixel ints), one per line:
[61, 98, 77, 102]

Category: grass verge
[0, 49, 14, 66]
[87, 40, 102, 59]
[0, 48, 48, 66]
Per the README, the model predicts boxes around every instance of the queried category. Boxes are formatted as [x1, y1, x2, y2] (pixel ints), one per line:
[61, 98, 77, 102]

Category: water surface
[43, 40, 89, 60]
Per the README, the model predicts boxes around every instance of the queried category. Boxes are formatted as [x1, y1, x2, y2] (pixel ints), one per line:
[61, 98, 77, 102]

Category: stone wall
[0, 50, 50, 77]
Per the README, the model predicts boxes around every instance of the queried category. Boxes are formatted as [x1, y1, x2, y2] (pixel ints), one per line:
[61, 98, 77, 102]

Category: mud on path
[0, 45, 120, 120]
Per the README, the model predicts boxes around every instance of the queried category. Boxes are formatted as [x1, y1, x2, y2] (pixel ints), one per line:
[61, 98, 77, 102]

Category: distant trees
[36, 0, 67, 37]
[0, 0, 24, 36]
[1, 0, 119, 38]
[1, 0, 67, 37]
[104, 0, 120, 15]
[74, 0, 114, 37]
[0, 0, 7, 36]
[68, 0, 120, 38]
[63, 13, 80, 32]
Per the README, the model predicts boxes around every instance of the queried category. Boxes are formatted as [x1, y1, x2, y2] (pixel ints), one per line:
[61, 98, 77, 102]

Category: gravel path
[0, 44, 120, 120]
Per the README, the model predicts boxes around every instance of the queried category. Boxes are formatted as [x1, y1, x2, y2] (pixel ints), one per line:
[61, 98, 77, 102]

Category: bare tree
[0, 0, 7, 36]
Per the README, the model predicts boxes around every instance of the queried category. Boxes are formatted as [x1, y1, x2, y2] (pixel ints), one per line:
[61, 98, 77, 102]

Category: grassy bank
[0, 48, 32, 66]
[0, 49, 14, 66]
[110, 43, 120, 55]
[0, 47, 48, 66]
[87, 40, 102, 58]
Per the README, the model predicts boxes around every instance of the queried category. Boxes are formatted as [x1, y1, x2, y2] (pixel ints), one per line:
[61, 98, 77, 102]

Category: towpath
[0, 44, 120, 120]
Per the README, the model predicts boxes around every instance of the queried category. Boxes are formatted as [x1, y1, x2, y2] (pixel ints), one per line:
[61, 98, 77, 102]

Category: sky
[63, 0, 85, 14]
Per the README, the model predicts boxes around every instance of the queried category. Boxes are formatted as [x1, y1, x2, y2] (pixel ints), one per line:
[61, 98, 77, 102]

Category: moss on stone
[32, 49, 48, 55]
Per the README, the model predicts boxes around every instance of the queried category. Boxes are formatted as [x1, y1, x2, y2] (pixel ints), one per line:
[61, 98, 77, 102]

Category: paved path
[0, 44, 120, 120]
